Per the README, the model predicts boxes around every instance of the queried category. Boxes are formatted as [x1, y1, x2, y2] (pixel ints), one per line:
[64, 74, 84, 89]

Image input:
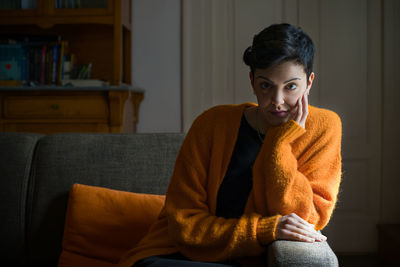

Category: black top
[215, 114, 264, 218]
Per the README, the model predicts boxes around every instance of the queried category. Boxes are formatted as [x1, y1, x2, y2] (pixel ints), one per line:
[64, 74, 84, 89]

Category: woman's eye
[286, 83, 297, 90]
[260, 83, 272, 89]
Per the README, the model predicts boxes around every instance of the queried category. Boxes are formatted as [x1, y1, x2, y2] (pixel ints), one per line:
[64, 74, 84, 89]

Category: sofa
[0, 132, 339, 266]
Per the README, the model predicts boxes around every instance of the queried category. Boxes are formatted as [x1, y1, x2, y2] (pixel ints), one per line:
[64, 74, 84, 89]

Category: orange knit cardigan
[119, 103, 342, 266]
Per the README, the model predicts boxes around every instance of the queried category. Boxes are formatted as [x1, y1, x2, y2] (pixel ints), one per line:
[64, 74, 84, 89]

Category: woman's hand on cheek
[275, 213, 327, 243]
[293, 90, 309, 128]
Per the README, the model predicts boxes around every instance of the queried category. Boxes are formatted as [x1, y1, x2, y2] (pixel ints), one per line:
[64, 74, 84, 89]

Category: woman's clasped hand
[276, 213, 327, 242]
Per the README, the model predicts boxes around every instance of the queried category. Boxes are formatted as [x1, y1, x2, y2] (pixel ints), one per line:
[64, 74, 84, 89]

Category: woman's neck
[244, 106, 270, 135]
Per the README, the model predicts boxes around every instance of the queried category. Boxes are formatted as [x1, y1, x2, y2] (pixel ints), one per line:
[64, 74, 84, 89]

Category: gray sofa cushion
[0, 132, 339, 266]
[0, 133, 43, 265]
[268, 239, 339, 266]
[25, 133, 184, 265]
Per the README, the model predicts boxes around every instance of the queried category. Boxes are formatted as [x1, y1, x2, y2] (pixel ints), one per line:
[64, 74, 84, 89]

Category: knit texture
[119, 103, 342, 266]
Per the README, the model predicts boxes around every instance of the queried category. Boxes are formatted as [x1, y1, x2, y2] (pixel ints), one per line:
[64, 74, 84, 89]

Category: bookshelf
[0, 0, 144, 134]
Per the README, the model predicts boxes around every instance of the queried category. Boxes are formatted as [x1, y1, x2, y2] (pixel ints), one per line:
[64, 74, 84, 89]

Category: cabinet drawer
[3, 96, 109, 119]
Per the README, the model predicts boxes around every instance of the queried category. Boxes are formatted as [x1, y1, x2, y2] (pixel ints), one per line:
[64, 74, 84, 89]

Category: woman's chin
[267, 116, 290, 127]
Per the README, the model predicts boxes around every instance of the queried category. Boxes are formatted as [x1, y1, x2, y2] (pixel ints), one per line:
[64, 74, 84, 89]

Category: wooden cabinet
[0, 0, 132, 85]
[0, 0, 143, 134]
[0, 88, 144, 134]
[4, 95, 108, 119]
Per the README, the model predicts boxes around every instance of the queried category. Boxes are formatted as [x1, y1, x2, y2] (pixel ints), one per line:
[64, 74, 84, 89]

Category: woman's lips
[270, 110, 288, 118]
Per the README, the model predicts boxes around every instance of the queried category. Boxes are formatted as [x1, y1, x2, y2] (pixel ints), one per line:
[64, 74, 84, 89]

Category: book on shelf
[0, 35, 101, 87]
[57, 41, 65, 85]
[51, 43, 59, 84]
[0, 43, 26, 81]
[40, 44, 46, 85]
[0, 0, 37, 9]
[21, 0, 37, 9]
[54, 0, 107, 9]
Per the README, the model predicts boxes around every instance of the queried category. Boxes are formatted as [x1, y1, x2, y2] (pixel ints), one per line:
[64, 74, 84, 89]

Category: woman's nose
[271, 90, 285, 106]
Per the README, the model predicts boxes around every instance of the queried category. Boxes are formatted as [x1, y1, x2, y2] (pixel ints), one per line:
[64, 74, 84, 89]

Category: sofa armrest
[267, 240, 338, 267]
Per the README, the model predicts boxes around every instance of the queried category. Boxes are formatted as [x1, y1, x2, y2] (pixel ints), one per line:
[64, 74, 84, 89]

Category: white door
[290, 0, 382, 253]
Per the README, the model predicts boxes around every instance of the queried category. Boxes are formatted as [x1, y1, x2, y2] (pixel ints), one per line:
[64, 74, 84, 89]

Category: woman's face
[250, 60, 314, 127]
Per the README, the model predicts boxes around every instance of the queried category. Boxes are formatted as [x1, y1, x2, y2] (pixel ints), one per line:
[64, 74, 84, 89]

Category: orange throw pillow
[58, 184, 165, 267]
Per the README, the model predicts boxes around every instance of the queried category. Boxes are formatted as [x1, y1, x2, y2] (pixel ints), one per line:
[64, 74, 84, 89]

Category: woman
[119, 23, 342, 267]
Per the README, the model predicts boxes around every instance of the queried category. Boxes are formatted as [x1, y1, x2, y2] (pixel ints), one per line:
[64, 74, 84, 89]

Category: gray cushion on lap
[268, 239, 339, 267]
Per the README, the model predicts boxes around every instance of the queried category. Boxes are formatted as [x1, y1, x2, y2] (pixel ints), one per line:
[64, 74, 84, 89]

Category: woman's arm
[254, 109, 342, 232]
[264, 92, 338, 242]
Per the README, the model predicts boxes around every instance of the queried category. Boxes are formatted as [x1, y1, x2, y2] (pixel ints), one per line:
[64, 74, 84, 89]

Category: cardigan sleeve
[163, 112, 280, 262]
[253, 111, 342, 233]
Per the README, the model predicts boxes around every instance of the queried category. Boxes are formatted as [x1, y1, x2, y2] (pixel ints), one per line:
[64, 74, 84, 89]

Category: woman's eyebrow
[284, 78, 301, 83]
[256, 76, 301, 84]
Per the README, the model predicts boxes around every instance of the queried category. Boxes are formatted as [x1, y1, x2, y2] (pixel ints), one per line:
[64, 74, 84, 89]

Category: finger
[278, 228, 315, 243]
[303, 91, 309, 114]
[283, 224, 327, 241]
[285, 218, 326, 241]
[316, 235, 328, 242]
[285, 216, 317, 236]
[290, 213, 315, 229]
[283, 224, 322, 240]
[299, 92, 308, 126]
[277, 221, 327, 242]
[296, 97, 303, 122]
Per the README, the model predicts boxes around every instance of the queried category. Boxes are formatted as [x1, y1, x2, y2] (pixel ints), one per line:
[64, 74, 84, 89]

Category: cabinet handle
[51, 104, 60, 110]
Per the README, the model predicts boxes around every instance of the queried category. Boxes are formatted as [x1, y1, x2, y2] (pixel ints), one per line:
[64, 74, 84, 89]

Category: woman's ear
[307, 72, 315, 90]
[249, 71, 256, 94]
[249, 71, 254, 85]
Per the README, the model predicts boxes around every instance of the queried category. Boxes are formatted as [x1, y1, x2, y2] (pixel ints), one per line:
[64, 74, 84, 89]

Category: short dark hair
[243, 23, 315, 80]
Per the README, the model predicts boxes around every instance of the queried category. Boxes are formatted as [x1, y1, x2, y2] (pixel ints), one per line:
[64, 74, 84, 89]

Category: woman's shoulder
[186, 103, 253, 141]
[183, 104, 250, 154]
